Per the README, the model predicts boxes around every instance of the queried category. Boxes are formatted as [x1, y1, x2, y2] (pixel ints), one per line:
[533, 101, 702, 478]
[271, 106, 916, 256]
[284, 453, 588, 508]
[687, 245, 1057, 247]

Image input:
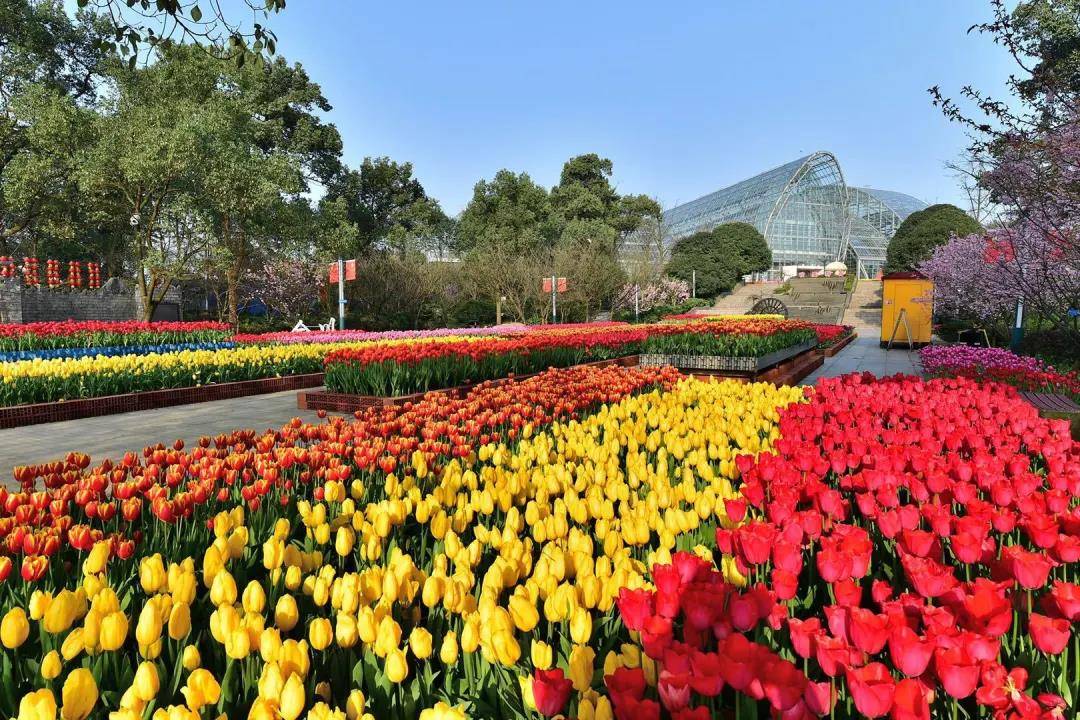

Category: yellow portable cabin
[880, 273, 934, 347]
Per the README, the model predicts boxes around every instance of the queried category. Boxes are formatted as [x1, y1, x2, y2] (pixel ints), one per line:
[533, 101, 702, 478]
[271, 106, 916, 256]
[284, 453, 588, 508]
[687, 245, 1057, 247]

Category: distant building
[635, 152, 927, 279]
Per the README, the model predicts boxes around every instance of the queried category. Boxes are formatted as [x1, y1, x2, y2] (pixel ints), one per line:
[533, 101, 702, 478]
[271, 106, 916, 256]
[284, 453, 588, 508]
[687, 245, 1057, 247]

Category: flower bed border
[684, 345, 823, 387]
[639, 338, 816, 373]
[0, 373, 325, 429]
[298, 357, 640, 413]
[820, 330, 856, 357]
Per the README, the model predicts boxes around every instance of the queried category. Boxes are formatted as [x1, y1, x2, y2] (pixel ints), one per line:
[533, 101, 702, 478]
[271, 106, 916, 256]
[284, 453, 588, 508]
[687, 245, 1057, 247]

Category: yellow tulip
[225, 628, 251, 659]
[139, 555, 166, 593]
[168, 602, 191, 640]
[279, 673, 306, 720]
[439, 631, 458, 665]
[60, 668, 97, 720]
[275, 595, 299, 632]
[18, 689, 56, 720]
[1, 607, 30, 648]
[568, 644, 595, 692]
[384, 648, 408, 683]
[182, 645, 201, 671]
[408, 627, 433, 660]
[28, 591, 51, 621]
[41, 650, 62, 680]
[181, 669, 221, 712]
[335, 613, 359, 649]
[530, 640, 553, 670]
[418, 702, 467, 720]
[343, 690, 366, 720]
[210, 570, 238, 607]
[132, 662, 160, 702]
[569, 606, 592, 644]
[60, 628, 85, 661]
[99, 611, 128, 651]
[507, 595, 539, 632]
[309, 618, 333, 651]
[83, 542, 110, 576]
[42, 591, 80, 634]
[135, 603, 163, 646]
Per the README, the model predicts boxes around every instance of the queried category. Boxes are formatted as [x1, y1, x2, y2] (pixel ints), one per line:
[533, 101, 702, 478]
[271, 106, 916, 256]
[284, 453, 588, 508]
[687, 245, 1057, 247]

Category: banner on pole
[542, 277, 568, 293]
[329, 259, 357, 284]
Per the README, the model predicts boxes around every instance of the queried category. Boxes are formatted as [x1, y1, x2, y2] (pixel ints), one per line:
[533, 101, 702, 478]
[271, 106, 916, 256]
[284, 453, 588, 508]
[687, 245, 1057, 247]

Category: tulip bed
[0, 337, 476, 407]
[811, 324, 854, 349]
[323, 321, 817, 398]
[0, 321, 231, 352]
[0, 342, 237, 363]
[4, 362, 1079, 719]
[920, 344, 1080, 400]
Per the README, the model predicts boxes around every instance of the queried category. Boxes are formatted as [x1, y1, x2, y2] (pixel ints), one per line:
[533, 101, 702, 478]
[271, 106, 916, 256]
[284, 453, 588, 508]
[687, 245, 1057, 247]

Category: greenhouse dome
[639, 152, 929, 278]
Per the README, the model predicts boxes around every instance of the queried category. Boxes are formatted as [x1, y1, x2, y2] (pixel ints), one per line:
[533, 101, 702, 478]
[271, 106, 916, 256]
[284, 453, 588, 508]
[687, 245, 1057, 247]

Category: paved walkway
[0, 333, 917, 479]
[802, 335, 921, 385]
[0, 389, 324, 474]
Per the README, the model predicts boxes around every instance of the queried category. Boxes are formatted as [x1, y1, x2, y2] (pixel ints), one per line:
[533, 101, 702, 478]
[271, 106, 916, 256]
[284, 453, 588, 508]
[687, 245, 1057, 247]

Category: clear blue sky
[269, 0, 1015, 215]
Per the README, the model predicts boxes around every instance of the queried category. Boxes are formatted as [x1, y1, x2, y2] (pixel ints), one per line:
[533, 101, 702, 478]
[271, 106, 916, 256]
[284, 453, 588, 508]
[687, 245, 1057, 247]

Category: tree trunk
[225, 226, 246, 330]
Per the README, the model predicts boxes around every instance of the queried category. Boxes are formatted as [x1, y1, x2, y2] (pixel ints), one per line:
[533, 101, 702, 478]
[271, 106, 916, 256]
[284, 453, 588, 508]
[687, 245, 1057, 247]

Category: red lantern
[87, 262, 102, 289]
[0, 257, 13, 279]
[45, 259, 62, 288]
[22, 257, 40, 286]
[67, 260, 83, 288]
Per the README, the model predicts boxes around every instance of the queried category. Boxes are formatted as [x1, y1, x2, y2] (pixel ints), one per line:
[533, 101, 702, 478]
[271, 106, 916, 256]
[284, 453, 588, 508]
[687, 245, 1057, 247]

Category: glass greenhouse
[647, 152, 927, 278]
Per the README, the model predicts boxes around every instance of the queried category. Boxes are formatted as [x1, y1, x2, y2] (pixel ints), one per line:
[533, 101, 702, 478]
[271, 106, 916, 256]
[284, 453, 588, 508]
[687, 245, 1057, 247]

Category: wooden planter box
[0, 373, 326, 429]
[684, 347, 823, 387]
[299, 356, 641, 414]
[820, 331, 857, 358]
[639, 339, 817, 373]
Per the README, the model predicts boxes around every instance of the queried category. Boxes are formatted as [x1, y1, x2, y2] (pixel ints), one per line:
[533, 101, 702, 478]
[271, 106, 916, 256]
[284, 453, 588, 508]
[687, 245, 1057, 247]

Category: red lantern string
[22, 257, 40, 286]
[67, 260, 83, 288]
[45, 259, 62, 289]
[87, 262, 102, 289]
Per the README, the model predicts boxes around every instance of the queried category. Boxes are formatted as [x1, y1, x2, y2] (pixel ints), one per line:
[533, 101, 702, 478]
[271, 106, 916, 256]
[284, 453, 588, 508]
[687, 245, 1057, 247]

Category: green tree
[75, 48, 223, 319]
[0, 0, 106, 253]
[665, 222, 771, 297]
[457, 170, 554, 255]
[550, 153, 660, 249]
[325, 157, 445, 258]
[884, 204, 982, 273]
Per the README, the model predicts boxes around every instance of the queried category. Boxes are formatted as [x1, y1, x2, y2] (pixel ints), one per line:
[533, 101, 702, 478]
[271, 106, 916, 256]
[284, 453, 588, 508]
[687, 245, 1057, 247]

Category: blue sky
[269, 0, 1014, 214]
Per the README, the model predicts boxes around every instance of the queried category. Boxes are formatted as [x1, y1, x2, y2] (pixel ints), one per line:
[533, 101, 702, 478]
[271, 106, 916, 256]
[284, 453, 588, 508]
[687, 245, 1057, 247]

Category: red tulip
[845, 662, 895, 718]
[615, 587, 654, 632]
[531, 668, 572, 717]
[934, 646, 980, 699]
[848, 607, 889, 655]
[887, 627, 934, 677]
[891, 678, 931, 720]
[1028, 613, 1071, 655]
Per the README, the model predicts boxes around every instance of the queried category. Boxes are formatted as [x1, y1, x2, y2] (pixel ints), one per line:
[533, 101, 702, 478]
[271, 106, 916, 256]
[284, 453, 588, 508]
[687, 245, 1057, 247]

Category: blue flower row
[0, 341, 237, 363]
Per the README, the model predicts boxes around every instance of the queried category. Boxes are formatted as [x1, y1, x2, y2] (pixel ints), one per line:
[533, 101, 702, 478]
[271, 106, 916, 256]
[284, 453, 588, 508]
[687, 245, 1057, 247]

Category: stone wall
[0, 278, 182, 323]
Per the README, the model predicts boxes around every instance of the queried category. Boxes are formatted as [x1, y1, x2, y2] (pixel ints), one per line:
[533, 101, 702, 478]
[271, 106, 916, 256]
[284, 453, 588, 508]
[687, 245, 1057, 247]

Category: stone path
[0, 389, 324, 475]
[802, 335, 920, 385]
[0, 334, 918, 479]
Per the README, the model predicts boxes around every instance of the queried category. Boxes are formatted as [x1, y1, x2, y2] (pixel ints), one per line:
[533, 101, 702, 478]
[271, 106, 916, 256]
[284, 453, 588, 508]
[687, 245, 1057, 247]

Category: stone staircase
[705, 283, 776, 314]
[781, 278, 849, 324]
[842, 280, 883, 334]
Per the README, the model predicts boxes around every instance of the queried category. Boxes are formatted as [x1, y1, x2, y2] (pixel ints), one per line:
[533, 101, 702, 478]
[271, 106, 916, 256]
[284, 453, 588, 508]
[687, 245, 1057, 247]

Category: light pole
[337, 258, 346, 330]
[1010, 297, 1024, 351]
[634, 285, 640, 322]
[691, 270, 696, 299]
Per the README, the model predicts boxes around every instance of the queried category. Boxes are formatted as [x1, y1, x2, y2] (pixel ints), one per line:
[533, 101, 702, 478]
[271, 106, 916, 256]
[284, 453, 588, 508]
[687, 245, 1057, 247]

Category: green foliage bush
[884, 204, 982, 273]
[666, 222, 772, 297]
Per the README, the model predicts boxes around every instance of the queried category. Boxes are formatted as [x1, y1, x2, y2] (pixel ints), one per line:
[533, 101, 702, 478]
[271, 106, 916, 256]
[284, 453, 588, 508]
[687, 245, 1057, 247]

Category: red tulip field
[1, 361, 1078, 719]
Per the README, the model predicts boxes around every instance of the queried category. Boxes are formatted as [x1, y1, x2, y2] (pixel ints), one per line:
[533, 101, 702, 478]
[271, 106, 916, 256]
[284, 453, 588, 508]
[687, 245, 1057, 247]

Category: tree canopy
[666, 222, 772, 297]
[884, 204, 982, 273]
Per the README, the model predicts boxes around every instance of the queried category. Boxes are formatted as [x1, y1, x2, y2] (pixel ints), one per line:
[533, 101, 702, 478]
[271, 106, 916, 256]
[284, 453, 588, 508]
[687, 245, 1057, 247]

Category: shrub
[884, 204, 982, 273]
